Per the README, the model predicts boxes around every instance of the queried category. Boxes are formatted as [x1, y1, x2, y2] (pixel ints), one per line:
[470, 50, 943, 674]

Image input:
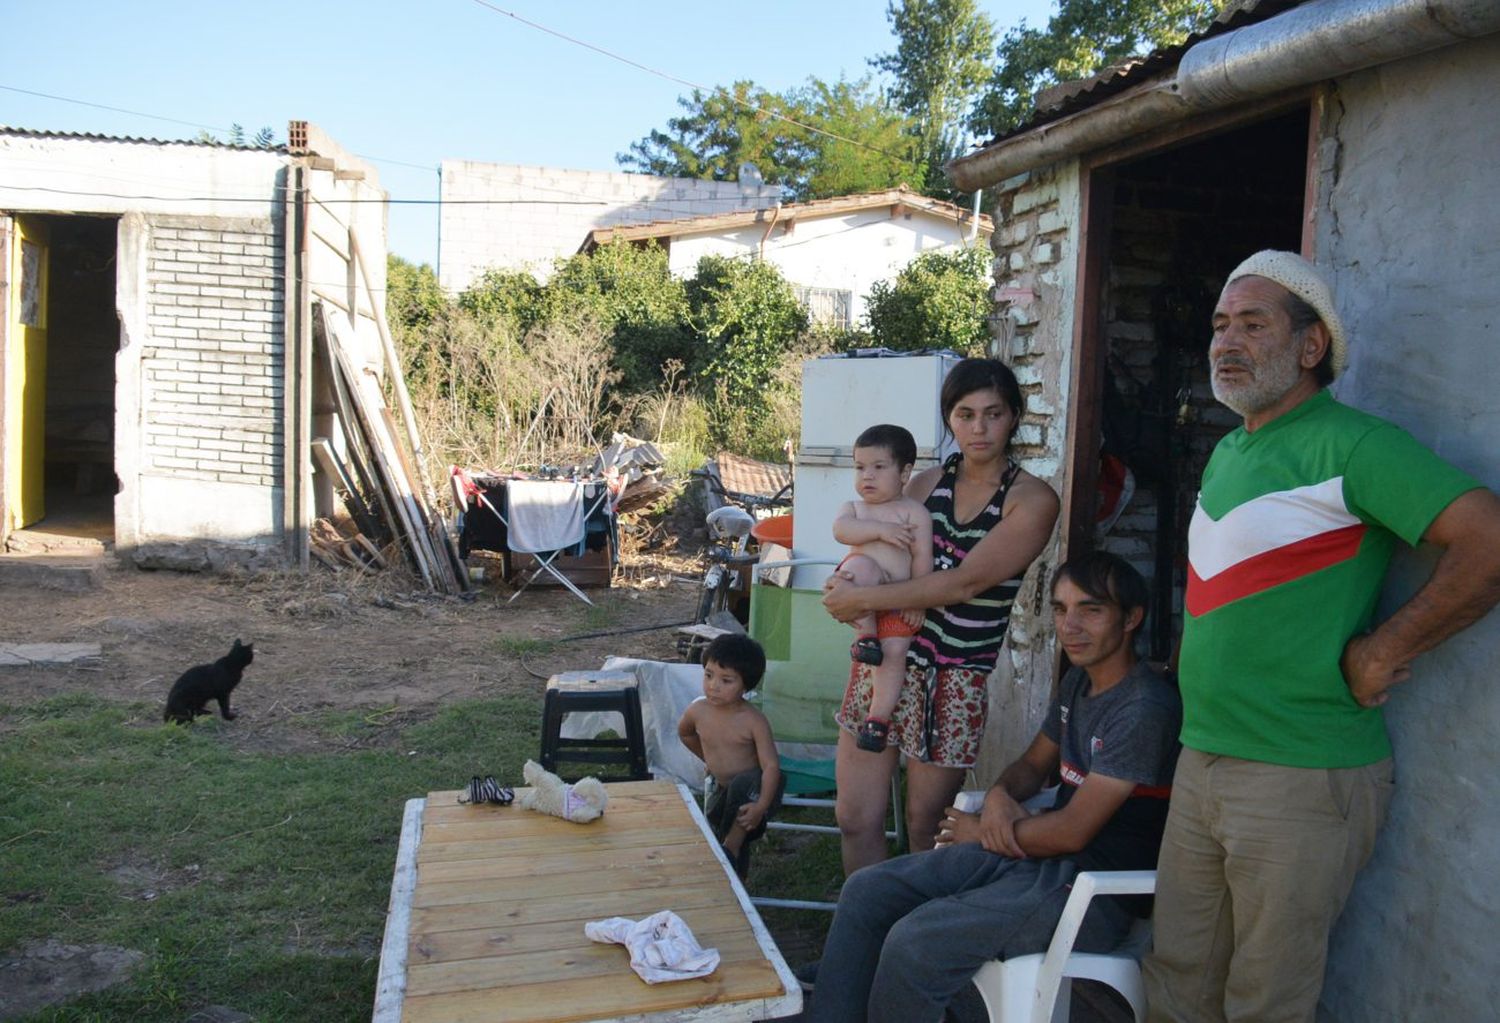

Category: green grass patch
[493, 635, 558, 656]
[0, 693, 541, 1021]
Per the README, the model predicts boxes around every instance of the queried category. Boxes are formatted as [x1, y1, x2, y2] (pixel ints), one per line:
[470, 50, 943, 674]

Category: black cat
[163, 639, 254, 725]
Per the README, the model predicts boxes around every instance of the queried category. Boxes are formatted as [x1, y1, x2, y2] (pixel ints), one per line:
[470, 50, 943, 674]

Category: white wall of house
[438, 161, 779, 292]
[665, 206, 985, 327]
[1316, 34, 1500, 1022]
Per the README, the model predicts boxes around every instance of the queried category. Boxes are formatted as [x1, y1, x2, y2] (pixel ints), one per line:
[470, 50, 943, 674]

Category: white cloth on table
[584, 910, 721, 983]
[504, 479, 586, 553]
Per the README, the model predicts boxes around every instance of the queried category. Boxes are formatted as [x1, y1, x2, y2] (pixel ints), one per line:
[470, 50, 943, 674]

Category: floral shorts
[835, 661, 990, 767]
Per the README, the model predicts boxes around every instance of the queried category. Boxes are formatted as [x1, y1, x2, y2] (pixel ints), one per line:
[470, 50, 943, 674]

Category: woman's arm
[824, 474, 1059, 620]
[908, 504, 934, 579]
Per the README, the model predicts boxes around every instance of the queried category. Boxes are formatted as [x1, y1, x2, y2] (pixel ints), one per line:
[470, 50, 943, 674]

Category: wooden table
[373, 780, 802, 1023]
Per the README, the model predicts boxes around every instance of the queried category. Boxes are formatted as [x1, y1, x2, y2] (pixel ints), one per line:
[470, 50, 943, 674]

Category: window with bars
[793, 285, 853, 329]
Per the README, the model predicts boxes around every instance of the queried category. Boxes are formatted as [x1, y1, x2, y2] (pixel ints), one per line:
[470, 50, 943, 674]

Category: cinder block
[1036, 210, 1067, 234]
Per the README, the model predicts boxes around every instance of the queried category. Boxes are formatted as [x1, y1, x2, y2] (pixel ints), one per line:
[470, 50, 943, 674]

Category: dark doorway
[1073, 108, 1310, 660]
[20, 214, 119, 549]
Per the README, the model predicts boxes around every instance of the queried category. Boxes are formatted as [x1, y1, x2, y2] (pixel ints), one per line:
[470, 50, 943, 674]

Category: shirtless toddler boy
[677, 634, 784, 877]
[832, 424, 934, 753]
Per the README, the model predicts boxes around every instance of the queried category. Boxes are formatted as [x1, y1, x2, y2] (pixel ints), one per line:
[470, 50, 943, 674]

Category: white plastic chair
[952, 791, 1155, 1023]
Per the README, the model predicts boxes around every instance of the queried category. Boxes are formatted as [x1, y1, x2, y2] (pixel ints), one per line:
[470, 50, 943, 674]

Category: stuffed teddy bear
[518, 759, 608, 823]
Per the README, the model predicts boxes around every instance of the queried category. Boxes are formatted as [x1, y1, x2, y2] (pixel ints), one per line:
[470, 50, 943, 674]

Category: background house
[1, 122, 388, 570]
[436, 160, 782, 292]
[581, 187, 993, 328]
[946, 0, 1500, 1017]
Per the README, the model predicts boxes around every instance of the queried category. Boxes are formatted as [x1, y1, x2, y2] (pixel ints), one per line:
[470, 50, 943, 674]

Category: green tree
[973, 0, 1220, 137]
[793, 75, 926, 198]
[620, 76, 921, 201]
[540, 241, 695, 393]
[864, 247, 994, 355]
[688, 255, 808, 418]
[458, 267, 544, 334]
[386, 255, 448, 407]
[617, 80, 809, 191]
[386, 255, 449, 344]
[870, 0, 996, 198]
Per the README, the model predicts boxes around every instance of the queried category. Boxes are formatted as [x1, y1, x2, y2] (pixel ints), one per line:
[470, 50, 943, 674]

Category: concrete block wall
[142, 216, 284, 488]
[438, 161, 781, 292]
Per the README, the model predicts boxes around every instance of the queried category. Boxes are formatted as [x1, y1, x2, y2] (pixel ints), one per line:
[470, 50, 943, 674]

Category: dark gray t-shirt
[1041, 660, 1181, 874]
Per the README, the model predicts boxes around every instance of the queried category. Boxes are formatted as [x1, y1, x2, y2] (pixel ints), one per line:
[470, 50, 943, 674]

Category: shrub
[864, 246, 994, 355]
[689, 255, 808, 421]
[543, 241, 695, 393]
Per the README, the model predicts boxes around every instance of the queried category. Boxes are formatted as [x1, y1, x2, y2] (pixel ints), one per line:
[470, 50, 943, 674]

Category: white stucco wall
[665, 206, 984, 326]
[1314, 34, 1500, 1023]
[437, 161, 780, 291]
[0, 133, 286, 221]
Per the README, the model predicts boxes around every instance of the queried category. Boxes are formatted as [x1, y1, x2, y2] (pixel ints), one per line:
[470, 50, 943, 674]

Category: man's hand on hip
[1341, 633, 1412, 708]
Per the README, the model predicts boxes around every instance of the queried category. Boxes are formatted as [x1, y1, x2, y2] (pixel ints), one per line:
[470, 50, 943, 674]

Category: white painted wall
[438, 161, 780, 291]
[1315, 35, 1500, 1023]
[0, 133, 287, 220]
[666, 206, 983, 326]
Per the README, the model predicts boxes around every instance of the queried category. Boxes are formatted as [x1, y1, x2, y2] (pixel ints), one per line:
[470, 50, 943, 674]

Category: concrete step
[0, 554, 106, 593]
[4, 528, 109, 556]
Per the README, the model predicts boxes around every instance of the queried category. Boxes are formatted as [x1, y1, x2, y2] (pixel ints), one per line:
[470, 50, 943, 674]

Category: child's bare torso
[692, 701, 765, 785]
[848, 496, 928, 582]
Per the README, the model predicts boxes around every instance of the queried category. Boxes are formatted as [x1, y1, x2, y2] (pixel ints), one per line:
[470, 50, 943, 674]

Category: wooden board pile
[308, 518, 387, 574]
[313, 275, 467, 593]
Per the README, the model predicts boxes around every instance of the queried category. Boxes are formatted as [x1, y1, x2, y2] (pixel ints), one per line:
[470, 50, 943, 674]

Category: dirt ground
[0, 538, 703, 742]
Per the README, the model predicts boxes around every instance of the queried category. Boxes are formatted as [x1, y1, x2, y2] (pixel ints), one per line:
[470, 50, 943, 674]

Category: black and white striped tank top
[909, 454, 1024, 672]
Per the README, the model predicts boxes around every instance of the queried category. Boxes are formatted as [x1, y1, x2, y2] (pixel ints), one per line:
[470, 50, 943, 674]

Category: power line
[0, 183, 610, 206]
[0, 83, 435, 174]
[0, 84, 224, 134]
[465, 0, 916, 166]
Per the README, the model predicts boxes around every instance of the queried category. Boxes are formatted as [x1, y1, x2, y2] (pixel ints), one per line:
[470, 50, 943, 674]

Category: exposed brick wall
[987, 172, 1071, 480]
[143, 217, 284, 488]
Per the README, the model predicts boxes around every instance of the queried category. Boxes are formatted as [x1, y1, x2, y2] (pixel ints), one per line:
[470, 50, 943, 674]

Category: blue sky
[2, 0, 1055, 267]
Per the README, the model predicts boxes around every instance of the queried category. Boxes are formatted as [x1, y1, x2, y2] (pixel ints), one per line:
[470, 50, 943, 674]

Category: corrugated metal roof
[0, 125, 289, 154]
[975, 0, 1306, 148]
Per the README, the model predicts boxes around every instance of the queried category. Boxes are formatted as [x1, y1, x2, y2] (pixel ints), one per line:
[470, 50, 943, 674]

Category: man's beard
[1211, 342, 1303, 418]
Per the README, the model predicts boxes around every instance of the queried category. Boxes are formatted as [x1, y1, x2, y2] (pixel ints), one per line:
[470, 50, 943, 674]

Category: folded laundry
[584, 910, 721, 984]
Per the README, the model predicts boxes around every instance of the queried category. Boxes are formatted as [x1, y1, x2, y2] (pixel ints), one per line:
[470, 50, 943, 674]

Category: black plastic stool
[538, 670, 650, 781]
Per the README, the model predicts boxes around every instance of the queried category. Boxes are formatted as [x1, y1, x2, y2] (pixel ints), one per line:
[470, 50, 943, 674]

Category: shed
[948, 0, 1500, 1016]
[1, 121, 390, 571]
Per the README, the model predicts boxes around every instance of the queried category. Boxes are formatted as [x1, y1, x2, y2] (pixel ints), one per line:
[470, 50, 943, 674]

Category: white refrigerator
[790, 352, 959, 589]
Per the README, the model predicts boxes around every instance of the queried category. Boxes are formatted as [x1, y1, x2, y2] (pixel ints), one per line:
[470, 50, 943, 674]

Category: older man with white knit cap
[1143, 251, 1500, 1023]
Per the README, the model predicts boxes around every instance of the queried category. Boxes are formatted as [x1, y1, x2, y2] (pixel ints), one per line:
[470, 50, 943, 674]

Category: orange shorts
[875, 610, 922, 640]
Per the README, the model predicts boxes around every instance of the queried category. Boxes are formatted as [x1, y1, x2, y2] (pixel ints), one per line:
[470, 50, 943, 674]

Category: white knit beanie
[1224, 250, 1348, 379]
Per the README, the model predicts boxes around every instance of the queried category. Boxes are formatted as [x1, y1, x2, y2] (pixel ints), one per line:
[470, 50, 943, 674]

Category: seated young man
[801, 551, 1181, 1023]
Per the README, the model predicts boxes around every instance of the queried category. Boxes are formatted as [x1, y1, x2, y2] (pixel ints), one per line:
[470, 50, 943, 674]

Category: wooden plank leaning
[319, 304, 436, 588]
[348, 228, 469, 593]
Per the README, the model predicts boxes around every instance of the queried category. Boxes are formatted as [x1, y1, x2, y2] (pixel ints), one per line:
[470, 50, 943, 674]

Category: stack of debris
[593, 434, 672, 514]
[313, 294, 467, 594]
[308, 518, 388, 574]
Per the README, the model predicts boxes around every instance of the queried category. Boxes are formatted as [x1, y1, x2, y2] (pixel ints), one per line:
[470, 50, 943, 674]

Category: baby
[832, 424, 933, 753]
[677, 634, 784, 878]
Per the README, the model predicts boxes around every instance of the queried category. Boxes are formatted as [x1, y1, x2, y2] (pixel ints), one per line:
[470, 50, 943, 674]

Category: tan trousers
[1143, 747, 1394, 1023]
